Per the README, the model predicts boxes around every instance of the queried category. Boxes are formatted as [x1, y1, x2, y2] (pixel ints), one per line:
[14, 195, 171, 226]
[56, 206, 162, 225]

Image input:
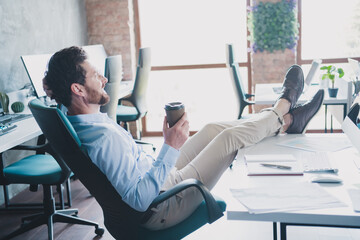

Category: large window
[300, 0, 360, 61]
[137, 0, 249, 134]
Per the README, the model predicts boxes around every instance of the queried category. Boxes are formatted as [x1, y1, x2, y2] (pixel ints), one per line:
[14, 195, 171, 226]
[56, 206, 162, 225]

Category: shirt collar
[67, 112, 109, 123]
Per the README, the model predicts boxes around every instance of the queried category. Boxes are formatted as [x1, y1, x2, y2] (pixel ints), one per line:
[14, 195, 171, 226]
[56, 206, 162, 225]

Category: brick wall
[250, 0, 297, 111]
[86, 0, 140, 137]
[85, 0, 136, 81]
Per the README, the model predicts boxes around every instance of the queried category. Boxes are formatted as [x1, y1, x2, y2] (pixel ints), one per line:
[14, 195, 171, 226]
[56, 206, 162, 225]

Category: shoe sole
[300, 95, 325, 134]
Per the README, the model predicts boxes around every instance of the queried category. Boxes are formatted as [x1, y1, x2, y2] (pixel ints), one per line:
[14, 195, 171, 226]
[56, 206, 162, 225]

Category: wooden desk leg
[280, 223, 287, 240]
[273, 222, 277, 240]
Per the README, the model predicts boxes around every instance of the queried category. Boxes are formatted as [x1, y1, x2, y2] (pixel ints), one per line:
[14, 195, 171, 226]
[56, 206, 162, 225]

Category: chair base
[2, 209, 104, 240]
[1, 179, 72, 211]
[1, 184, 103, 240]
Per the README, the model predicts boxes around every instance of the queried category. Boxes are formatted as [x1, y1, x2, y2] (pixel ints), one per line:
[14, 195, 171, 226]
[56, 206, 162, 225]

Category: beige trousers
[143, 109, 283, 230]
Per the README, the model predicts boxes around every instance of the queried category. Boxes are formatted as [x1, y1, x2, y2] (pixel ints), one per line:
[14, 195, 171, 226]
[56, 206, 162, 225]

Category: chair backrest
[229, 64, 249, 118]
[28, 99, 144, 239]
[225, 43, 235, 67]
[226, 44, 247, 93]
[101, 55, 123, 121]
[127, 48, 151, 119]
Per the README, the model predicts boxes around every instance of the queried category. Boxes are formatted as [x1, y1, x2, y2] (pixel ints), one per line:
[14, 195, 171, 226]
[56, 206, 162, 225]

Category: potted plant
[320, 65, 344, 98]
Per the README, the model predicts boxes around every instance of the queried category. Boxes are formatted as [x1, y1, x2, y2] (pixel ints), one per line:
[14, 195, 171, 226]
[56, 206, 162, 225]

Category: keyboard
[301, 152, 338, 173]
[0, 113, 32, 125]
[0, 123, 17, 136]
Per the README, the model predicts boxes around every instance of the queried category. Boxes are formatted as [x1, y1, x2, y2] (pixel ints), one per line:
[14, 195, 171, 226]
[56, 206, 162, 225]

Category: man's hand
[163, 113, 189, 150]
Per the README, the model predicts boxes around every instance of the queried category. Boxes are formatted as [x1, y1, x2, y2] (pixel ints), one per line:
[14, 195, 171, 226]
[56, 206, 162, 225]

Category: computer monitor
[304, 59, 322, 89]
[21, 53, 52, 98]
[348, 58, 360, 79]
[82, 45, 107, 76]
[20, 45, 108, 99]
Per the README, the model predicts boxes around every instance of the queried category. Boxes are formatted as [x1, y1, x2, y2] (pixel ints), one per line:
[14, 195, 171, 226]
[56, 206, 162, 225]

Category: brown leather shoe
[286, 89, 324, 134]
[278, 65, 304, 109]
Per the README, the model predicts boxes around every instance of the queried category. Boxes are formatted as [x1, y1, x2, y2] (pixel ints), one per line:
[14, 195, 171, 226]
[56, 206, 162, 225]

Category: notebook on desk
[245, 154, 303, 176]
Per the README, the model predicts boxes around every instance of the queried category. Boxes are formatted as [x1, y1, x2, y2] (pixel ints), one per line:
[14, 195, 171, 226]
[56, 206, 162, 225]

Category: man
[43, 46, 324, 230]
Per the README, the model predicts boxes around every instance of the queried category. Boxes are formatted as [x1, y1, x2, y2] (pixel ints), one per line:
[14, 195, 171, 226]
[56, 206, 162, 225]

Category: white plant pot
[320, 78, 330, 89]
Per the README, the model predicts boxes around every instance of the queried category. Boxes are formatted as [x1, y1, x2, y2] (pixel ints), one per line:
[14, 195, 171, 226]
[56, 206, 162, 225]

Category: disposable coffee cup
[165, 102, 185, 128]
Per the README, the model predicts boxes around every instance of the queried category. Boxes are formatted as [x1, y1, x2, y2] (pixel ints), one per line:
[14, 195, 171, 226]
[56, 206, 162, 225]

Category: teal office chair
[1, 126, 104, 240]
[116, 48, 151, 135]
[0, 140, 72, 211]
[225, 44, 254, 119]
[29, 98, 226, 240]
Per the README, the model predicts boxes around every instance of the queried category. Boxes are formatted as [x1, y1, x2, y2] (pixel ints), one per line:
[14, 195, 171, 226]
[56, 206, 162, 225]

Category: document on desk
[277, 136, 352, 152]
[245, 154, 303, 176]
[230, 182, 346, 214]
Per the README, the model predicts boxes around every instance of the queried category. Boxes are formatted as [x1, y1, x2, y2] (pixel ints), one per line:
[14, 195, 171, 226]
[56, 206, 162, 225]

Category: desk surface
[226, 133, 360, 227]
[255, 83, 350, 105]
[0, 117, 41, 153]
[0, 81, 134, 153]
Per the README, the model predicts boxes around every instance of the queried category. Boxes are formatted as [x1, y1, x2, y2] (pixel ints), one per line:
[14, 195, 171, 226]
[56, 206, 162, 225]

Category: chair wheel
[95, 227, 105, 236]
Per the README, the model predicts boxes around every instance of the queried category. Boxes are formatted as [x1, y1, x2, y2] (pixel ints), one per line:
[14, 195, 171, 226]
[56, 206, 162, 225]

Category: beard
[85, 86, 110, 106]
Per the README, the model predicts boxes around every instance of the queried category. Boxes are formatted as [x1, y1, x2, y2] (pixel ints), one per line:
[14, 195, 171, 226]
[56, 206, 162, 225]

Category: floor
[1, 136, 360, 239]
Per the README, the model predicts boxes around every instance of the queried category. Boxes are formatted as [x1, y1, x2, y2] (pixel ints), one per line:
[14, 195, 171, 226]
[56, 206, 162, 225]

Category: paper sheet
[277, 136, 352, 152]
[246, 161, 303, 176]
[245, 154, 296, 162]
[230, 182, 346, 214]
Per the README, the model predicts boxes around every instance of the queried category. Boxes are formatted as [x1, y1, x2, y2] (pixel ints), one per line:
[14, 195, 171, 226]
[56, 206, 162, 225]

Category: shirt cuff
[156, 143, 180, 168]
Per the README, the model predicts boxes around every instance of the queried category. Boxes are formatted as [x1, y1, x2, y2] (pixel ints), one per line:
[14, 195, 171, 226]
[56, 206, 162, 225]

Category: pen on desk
[260, 163, 292, 170]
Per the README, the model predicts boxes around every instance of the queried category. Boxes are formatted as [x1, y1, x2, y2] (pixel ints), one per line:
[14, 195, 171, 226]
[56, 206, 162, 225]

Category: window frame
[296, 0, 360, 66]
[134, 0, 253, 136]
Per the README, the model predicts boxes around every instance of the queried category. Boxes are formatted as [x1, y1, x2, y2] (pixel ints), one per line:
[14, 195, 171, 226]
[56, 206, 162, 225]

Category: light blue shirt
[67, 113, 179, 212]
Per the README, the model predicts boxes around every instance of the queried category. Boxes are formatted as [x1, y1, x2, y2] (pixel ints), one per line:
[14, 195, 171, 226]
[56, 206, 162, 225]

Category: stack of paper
[245, 154, 303, 176]
[230, 182, 346, 214]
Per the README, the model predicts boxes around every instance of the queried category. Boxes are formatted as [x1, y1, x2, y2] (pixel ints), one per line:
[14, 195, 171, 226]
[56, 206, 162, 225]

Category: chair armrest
[10, 143, 49, 152]
[245, 93, 255, 99]
[149, 178, 224, 223]
[135, 140, 156, 151]
[245, 100, 255, 105]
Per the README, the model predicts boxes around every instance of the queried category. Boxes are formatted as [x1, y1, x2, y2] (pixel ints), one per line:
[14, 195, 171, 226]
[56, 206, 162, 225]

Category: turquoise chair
[0, 139, 73, 211]
[116, 48, 151, 134]
[225, 44, 254, 119]
[1, 122, 104, 240]
[29, 98, 226, 240]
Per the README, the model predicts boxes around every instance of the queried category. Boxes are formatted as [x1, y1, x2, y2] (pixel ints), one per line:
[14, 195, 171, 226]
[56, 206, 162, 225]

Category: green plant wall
[248, 0, 299, 53]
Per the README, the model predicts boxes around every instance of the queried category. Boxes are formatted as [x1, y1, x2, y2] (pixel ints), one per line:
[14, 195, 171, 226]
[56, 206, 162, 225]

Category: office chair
[101, 55, 123, 121]
[225, 44, 254, 119]
[102, 54, 155, 151]
[1, 125, 104, 240]
[29, 98, 226, 240]
[0, 135, 72, 211]
[116, 48, 151, 136]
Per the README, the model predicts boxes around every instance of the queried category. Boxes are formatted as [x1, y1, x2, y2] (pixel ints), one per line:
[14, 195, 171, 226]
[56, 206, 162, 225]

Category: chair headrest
[29, 99, 81, 146]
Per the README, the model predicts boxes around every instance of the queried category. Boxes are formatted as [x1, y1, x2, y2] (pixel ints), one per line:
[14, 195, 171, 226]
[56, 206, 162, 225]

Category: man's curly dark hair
[44, 46, 87, 107]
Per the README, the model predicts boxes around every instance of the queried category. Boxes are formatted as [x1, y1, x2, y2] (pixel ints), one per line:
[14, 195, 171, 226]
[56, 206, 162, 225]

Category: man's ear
[70, 83, 85, 97]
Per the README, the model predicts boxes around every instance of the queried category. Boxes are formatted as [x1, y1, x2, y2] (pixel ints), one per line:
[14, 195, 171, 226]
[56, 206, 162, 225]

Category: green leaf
[338, 68, 344, 78]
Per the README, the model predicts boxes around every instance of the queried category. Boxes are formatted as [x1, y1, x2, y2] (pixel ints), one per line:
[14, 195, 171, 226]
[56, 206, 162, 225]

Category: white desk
[255, 80, 353, 132]
[226, 133, 360, 240]
[255, 83, 351, 112]
[0, 117, 42, 153]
